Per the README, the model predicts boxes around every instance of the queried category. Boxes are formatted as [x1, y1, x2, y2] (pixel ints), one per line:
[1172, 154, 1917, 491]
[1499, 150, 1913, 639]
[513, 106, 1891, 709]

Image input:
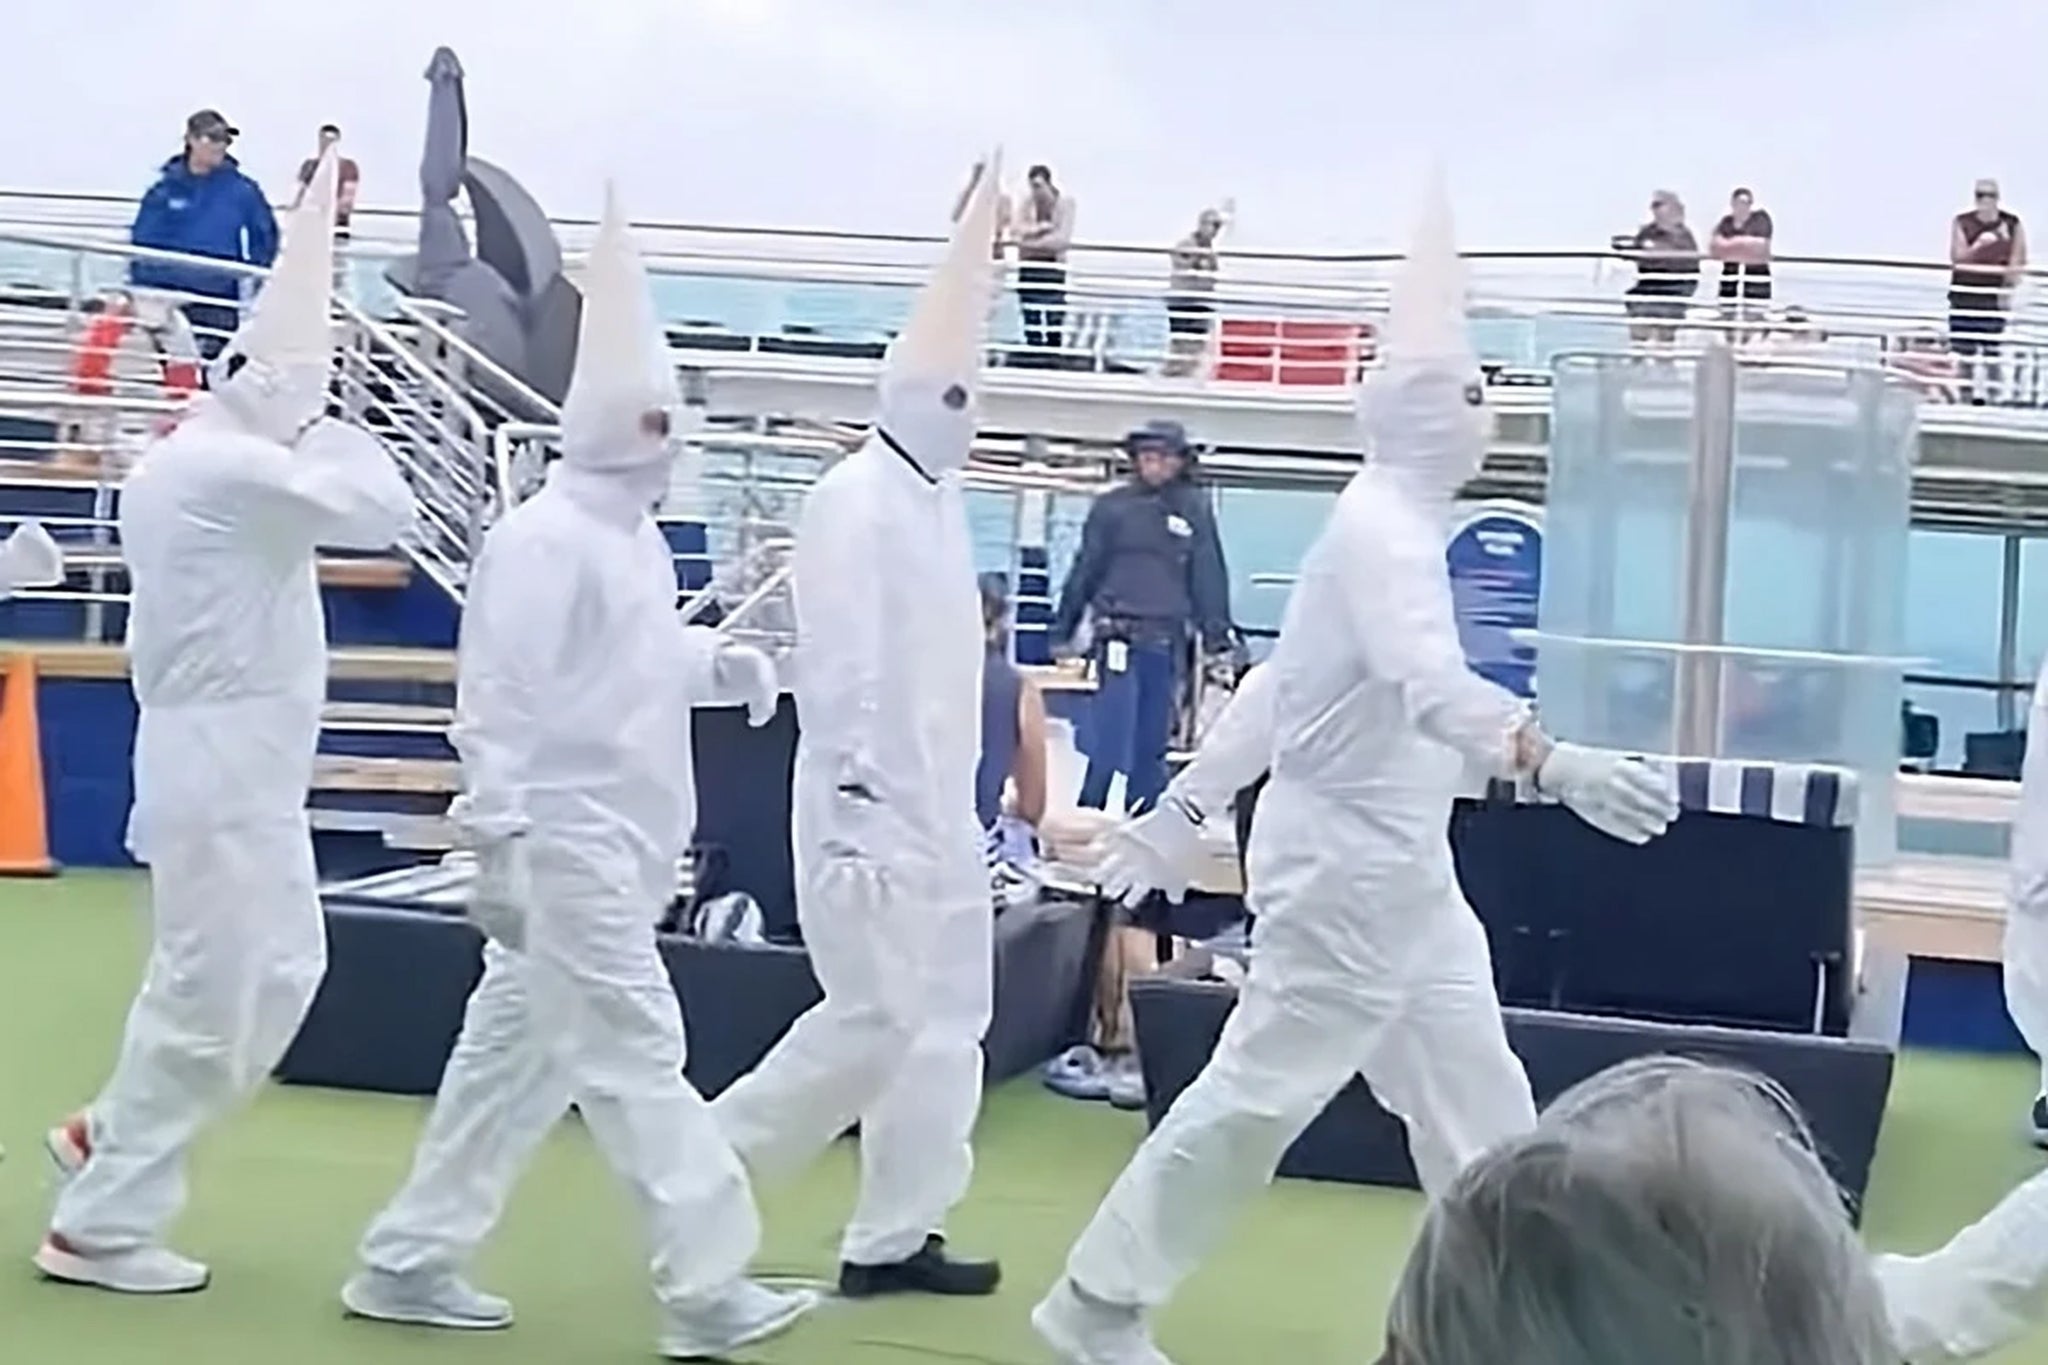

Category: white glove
[467, 836, 534, 951]
[1094, 791, 1210, 909]
[714, 640, 780, 727]
[0, 522, 63, 595]
[1536, 742, 1680, 846]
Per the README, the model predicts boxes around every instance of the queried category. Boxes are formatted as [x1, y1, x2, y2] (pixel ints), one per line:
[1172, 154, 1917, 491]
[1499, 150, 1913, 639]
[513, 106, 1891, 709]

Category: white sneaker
[1032, 1278, 1175, 1365]
[34, 1235, 209, 1294]
[659, 1279, 819, 1359]
[342, 1267, 513, 1330]
[45, 1115, 90, 1179]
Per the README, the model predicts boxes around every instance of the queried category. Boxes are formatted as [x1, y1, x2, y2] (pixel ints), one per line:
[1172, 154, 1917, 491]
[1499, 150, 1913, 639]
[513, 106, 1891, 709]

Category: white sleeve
[1337, 508, 1529, 777]
[793, 480, 889, 796]
[445, 530, 572, 844]
[1876, 1166, 2048, 1362]
[240, 418, 417, 551]
[1168, 662, 1277, 817]
[674, 622, 727, 703]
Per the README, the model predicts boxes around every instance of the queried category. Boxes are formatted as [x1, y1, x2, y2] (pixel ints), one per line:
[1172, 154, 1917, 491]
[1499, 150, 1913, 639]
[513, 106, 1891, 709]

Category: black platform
[1130, 940, 1907, 1210]
[279, 892, 1105, 1098]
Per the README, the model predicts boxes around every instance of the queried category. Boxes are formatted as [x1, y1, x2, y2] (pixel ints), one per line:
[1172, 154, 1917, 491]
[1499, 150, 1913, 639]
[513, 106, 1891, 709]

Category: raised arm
[236, 418, 416, 551]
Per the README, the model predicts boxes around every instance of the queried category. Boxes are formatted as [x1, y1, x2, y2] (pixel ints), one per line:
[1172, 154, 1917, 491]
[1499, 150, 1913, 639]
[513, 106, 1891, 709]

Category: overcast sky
[8, 0, 2044, 259]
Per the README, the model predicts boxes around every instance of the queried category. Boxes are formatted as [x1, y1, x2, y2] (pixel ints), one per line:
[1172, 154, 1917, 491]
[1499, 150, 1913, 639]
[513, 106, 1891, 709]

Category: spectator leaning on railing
[128, 109, 279, 361]
[1949, 178, 2027, 405]
[1618, 189, 1700, 347]
[1164, 204, 1229, 377]
[1710, 185, 1773, 336]
[1015, 164, 1076, 355]
[293, 123, 361, 242]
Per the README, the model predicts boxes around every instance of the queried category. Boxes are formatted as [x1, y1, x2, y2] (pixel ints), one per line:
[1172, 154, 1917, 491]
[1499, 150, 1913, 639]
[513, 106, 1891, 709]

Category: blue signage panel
[1446, 502, 1544, 699]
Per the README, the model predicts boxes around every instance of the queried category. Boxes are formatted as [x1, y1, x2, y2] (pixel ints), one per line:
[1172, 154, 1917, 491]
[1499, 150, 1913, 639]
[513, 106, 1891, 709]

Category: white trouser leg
[358, 944, 572, 1277]
[2005, 909, 2048, 1097]
[231, 822, 327, 1093]
[842, 885, 994, 1264]
[1875, 1164, 2048, 1362]
[712, 847, 925, 1182]
[55, 817, 325, 1251]
[529, 840, 760, 1308]
[1358, 898, 1535, 1197]
[1064, 909, 1394, 1309]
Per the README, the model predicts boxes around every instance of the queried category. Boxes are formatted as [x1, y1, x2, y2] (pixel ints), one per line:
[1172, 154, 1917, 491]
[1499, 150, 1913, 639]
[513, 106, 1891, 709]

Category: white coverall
[1054, 190, 1677, 1325]
[54, 407, 413, 1251]
[2003, 656, 2048, 1103]
[355, 461, 769, 1307]
[1068, 458, 1544, 1309]
[710, 422, 991, 1265]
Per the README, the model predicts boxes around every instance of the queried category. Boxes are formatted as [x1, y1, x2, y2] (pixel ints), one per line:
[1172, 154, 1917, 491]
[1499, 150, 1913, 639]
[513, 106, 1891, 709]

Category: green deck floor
[4, 871, 2046, 1362]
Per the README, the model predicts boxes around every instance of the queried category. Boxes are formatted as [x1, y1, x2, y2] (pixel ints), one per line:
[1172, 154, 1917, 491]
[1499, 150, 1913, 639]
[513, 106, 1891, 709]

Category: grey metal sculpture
[386, 47, 582, 411]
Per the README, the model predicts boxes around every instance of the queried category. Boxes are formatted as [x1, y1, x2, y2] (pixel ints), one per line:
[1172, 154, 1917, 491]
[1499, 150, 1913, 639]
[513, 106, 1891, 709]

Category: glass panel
[1211, 486, 1336, 635]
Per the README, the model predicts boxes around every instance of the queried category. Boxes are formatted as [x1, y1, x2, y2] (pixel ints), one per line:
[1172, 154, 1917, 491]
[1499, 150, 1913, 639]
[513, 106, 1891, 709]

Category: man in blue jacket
[130, 110, 279, 359]
[1054, 420, 1236, 813]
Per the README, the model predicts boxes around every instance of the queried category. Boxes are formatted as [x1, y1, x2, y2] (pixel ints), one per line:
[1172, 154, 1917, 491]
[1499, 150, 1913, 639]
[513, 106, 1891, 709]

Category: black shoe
[838, 1235, 1001, 1299]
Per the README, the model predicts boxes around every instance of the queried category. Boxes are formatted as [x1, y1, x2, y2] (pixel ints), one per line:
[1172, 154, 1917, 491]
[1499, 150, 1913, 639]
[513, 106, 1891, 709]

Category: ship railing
[4, 188, 2048, 401]
[0, 227, 498, 604]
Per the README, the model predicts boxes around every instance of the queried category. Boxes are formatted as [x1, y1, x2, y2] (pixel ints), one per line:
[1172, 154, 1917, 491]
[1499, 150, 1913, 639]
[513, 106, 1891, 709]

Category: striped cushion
[1477, 757, 1861, 828]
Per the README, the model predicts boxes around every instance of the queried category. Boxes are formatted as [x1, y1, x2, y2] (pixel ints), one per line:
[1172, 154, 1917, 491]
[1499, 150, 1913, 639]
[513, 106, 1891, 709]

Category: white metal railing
[5, 188, 2048, 403]
[0, 229, 498, 605]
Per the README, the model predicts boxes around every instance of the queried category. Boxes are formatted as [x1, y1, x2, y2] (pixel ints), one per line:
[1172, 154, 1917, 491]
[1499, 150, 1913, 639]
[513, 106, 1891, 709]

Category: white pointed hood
[212, 147, 339, 444]
[874, 153, 1000, 477]
[1358, 167, 1491, 503]
[560, 181, 681, 476]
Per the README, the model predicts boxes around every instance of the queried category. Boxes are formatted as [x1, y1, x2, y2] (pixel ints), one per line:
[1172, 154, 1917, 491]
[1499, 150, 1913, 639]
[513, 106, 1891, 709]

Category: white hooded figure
[2003, 655, 2048, 1145]
[342, 184, 811, 1359]
[709, 158, 1004, 1295]
[0, 521, 64, 599]
[1032, 173, 1680, 1365]
[36, 149, 416, 1297]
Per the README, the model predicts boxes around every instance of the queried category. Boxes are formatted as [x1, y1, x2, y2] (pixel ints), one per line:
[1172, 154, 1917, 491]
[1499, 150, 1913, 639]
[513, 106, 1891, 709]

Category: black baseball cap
[185, 109, 239, 141]
[1124, 419, 1192, 457]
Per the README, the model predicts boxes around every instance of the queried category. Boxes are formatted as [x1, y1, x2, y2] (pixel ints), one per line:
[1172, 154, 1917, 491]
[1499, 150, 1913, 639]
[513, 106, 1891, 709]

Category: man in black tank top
[1710, 187, 1773, 339]
[1949, 178, 2028, 404]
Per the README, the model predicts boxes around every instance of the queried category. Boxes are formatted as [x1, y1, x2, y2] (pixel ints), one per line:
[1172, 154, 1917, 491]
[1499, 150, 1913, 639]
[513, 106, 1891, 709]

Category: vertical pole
[1586, 356, 1622, 744]
[1999, 532, 2023, 732]
[1674, 343, 1737, 756]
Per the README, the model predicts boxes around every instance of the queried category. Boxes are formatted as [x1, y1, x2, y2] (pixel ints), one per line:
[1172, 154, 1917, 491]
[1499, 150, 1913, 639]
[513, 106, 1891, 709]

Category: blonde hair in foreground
[1386, 1055, 1898, 1365]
